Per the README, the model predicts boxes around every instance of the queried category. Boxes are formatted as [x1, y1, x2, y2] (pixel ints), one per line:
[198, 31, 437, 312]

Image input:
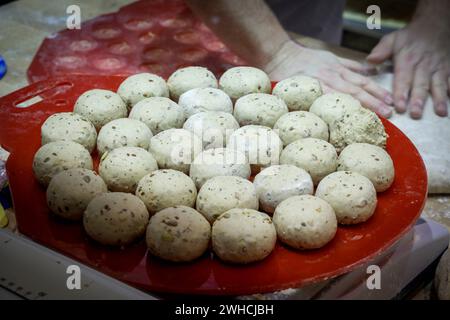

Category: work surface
[0, 0, 449, 299]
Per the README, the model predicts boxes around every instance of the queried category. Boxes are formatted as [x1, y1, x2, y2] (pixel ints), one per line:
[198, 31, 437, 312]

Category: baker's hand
[367, 20, 450, 119]
[264, 40, 394, 117]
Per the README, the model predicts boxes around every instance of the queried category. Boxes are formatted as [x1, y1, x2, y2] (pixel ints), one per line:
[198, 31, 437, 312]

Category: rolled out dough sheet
[371, 73, 450, 194]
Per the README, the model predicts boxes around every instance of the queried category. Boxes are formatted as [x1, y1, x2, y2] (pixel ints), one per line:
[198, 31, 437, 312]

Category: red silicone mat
[0, 75, 427, 295]
[27, 0, 246, 82]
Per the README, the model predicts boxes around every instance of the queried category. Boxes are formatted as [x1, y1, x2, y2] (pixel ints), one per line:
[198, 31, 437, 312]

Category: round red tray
[0, 75, 427, 296]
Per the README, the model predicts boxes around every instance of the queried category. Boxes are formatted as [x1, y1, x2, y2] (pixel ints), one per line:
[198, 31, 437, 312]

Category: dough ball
[253, 165, 313, 214]
[280, 138, 337, 185]
[167, 66, 218, 101]
[178, 87, 232, 118]
[83, 192, 149, 246]
[46, 168, 107, 220]
[189, 147, 251, 189]
[149, 128, 203, 174]
[33, 141, 93, 186]
[233, 93, 288, 127]
[272, 75, 322, 111]
[41, 112, 97, 153]
[99, 147, 158, 193]
[315, 171, 377, 225]
[212, 208, 276, 264]
[219, 66, 271, 100]
[129, 97, 185, 134]
[309, 93, 361, 125]
[74, 89, 127, 130]
[338, 143, 394, 192]
[183, 111, 239, 149]
[196, 176, 258, 223]
[136, 169, 197, 214]
[329, 107, 388, 152]
[146, 206, 211, 262]
[273, 195, 337, 249]
[97, 118, 153, 156]
[227, 125, 283, 172]
[274, 111, 329, 146]
[117, 73, 169, 110]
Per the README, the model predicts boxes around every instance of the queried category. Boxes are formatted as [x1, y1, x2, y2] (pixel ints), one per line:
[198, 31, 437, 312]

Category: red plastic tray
[27, 0, 246, 82]
[0, 75, 427, 296]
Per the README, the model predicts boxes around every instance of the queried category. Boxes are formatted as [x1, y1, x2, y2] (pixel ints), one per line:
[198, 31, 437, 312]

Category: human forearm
[185, 0, 291, 67]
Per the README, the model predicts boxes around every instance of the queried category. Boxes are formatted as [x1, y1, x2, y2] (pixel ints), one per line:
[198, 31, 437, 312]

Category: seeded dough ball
[273, 195, 337, 249]
[146, 206, 211, 262]
[233, 93, 288, 127]
[46, 168, 107, 220]
[189, 148, 251, 189]
[227, 125, 283, 173]
[196, 176, 258, 223]
[219, 66, 271, 100]
[212, 208, 276, 264]
[183, 111, 239, 149]
[117, 73, 169, 110]
[280, 138, 337, 185]
[41, 112, 97, 152]
[338, 143, 394, 192]
[97, 118, 153, 156]
[329, 107, 388, 152]
[274, 111, 329, 146]
[136, 169, 197, 214]
[315, 171, 377, 225]
[129, 97, 185, 134]
[178, 87, 233, 118]
[253, 165, 313, 214]
[99, 147, 158, 193]
[149, 128, 203, 174]
[272, 75, 323, 111]
[33, 141, 93, 186]
[74, 89, 128, 130]
[167, 66, 218, 101]
[309, 93, 361, 125]
[83, 192, 149, 246]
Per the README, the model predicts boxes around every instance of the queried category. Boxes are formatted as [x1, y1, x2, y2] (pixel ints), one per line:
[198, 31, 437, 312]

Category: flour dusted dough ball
[315, 171, 377, 225]
[99, 147, 158, 193]
[136, 169, 197, 214]
[309, 93, 361, 125]
[167, 66, 218, 101]
[183, 111, 239, 149]
[33, 141, 93, 186]
[280, 138, 337, 185]
[219, 66, 271, 101]
[273, 195, 337, 249]
[83, 192, 149, 246]
[233, 93, 288, 127]
[189, 148, 251, 189]
[97, 118, 153, 156]
[178, 87, 233, 118]
[212, 208, 276, 264]
[227, 125, 283, 172]
[117, 73, 169, 110]
[338, 143, 394, 192]
[272, 75, 323, 111]
[149, 128, 202, 174]
[146, 206, 211, 262]
[274, 111, 329, 146]
[129, 97, 185, 134]
[74, 89, 127, 130]
[253, 165, 313, 214]
[46, 168, 107, 220]
[196, 176, 258, 223]
[41, 112, 97, 152]
[329, 107, 388, 152]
